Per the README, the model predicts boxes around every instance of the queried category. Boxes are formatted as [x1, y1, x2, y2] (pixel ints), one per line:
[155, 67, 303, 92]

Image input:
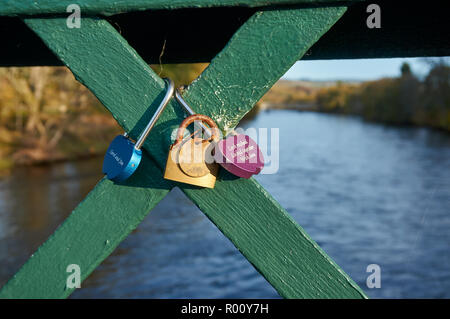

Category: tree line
[315, 61, 450, 131]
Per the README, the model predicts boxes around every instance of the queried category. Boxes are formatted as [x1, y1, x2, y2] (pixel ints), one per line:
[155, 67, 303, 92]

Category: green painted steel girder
[0, 0, 363, 17]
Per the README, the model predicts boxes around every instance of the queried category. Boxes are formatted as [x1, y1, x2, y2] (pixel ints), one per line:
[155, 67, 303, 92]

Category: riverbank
[260, 62, 450, 133]
[0, 113, 120, 176]
[258, 101, 450, 134]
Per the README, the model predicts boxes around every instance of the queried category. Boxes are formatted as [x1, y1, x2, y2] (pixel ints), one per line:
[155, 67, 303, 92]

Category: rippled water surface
[1, 111, 449, 298]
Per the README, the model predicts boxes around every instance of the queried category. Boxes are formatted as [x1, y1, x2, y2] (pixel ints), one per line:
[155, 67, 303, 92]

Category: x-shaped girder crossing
[0, 6, 366, 299]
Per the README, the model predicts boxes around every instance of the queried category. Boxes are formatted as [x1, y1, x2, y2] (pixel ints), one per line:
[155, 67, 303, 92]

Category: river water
[0, 110, 449, 298]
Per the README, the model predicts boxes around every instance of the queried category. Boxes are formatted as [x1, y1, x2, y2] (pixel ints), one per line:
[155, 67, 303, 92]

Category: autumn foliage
[314, 62, 450, 131]
[0, 63, 207, 169]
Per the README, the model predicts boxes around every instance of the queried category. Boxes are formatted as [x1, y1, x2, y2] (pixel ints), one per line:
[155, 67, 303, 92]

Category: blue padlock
[102, 78, 174, 182]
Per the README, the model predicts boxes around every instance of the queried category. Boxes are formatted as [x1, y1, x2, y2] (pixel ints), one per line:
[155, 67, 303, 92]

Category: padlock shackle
[175, 89, 215, 140]
[135, 78, 175, 150]
[175, 88, 196, 116]
[174, 114, 220, 146]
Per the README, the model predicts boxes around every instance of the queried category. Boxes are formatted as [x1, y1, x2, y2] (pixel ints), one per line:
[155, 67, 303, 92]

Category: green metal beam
[0, 0, 363, 17]
[0, 7, 366, 298]
[4, 2, 450, 67]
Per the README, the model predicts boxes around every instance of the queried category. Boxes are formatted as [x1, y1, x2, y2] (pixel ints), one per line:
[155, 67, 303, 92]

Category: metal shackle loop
[175, 88, 196, 116]
[175, 88, 214, 139]
[174, 114, 220, 146]
[134, 78, 175, 150]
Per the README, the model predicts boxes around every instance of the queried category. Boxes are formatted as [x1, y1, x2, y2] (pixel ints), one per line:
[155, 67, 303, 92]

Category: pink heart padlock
[214, 134, 264, 179]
